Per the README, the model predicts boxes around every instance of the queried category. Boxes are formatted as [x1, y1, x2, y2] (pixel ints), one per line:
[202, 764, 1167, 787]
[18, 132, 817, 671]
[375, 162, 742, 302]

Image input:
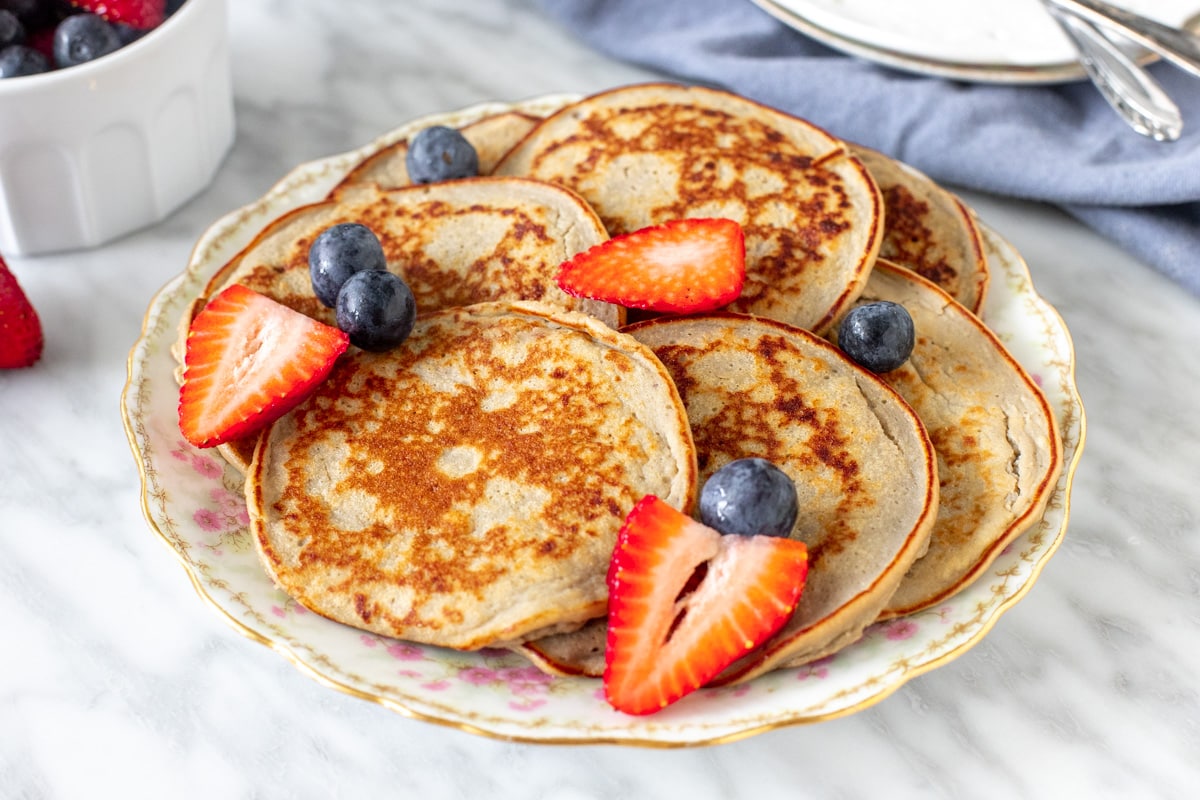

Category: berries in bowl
[0, 2, 189, 79]
[0, 0, 234, 255]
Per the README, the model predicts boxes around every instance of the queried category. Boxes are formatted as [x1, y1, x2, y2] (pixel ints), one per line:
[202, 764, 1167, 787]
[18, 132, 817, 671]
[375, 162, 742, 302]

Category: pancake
[834, 261, 1061, 618]
[518, 617, 608, 678]
[178, 177, 618, 473]
[494, 83, 884, 333]
[851, 145, 988, 314]
[247, 300, 698, 651]
[170, 113, 544, 369]
[518, 313, 938, 681]
[329, 110, 542, 198]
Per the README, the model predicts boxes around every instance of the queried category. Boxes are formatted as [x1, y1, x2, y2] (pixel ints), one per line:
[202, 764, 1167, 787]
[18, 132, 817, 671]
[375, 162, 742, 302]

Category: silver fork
[1046, 3, 1184, 141]
[1046, 0, 1200, 79]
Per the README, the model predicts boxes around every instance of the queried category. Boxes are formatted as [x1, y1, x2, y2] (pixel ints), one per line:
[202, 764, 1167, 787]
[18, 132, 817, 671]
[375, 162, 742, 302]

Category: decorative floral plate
[122, 95, 1085, 746]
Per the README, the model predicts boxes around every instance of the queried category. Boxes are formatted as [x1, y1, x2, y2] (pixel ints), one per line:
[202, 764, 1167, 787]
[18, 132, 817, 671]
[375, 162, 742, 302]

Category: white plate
[122, 95, 1085, 746]
[756, 0, 1200, 83]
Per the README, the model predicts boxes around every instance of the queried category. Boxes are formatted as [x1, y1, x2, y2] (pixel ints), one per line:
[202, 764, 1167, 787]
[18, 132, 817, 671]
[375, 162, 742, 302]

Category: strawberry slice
[69, 0, 166, 30]
[604, 496, 808, 715]
[179, 284, 349, 448]
[0, 253, 44, 370]
[556, 217, 745, 314]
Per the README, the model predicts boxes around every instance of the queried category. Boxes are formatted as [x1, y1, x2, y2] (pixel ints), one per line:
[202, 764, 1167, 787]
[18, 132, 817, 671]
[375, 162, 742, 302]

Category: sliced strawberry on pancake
[604, 496, 807, 715]
[556, 217, 745, 314]
[179, 284, 349, 448]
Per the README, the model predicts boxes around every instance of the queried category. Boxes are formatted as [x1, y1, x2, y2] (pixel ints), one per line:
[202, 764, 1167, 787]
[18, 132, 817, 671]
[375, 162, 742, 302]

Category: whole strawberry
[0, 253, 44, 369]
[68, 0, 165, 29]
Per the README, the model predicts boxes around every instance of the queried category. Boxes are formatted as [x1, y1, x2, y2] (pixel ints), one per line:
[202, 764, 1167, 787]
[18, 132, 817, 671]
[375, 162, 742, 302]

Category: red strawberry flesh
[69, 0, 166, 30]
[604, 495, 808, 715]
[178, 284, 349, 448]
[556, 217, 745, 314]
[0, 254, 44, 370]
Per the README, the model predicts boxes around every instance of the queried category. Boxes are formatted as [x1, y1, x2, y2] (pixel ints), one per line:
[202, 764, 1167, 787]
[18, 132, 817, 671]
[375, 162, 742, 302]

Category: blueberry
[405, 125, 479, 184]
[0, 43, 47, 77]
[837, 300, 915, 373]
[0, 0, 42, 26]
[308, 223, 388, 308]
[112, 22, 145, 47]
[53, 13, 120, 69]
[335, 269, 416, 352]
[698, 458, 798, 538]
[0, 10, 24, 49]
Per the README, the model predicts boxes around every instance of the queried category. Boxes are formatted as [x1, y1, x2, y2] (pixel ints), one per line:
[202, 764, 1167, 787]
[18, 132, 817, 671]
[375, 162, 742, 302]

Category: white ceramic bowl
[0, 0, 234, 256]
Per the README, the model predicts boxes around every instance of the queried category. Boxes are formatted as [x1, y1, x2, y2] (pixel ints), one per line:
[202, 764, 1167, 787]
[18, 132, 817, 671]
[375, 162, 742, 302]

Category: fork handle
[1048, 0, 1200, 79]
[1050, 7, 1183, 141]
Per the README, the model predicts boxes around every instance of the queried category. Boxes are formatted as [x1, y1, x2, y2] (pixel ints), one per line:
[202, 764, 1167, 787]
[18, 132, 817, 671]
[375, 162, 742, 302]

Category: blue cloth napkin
[535, 0, 1200, 294]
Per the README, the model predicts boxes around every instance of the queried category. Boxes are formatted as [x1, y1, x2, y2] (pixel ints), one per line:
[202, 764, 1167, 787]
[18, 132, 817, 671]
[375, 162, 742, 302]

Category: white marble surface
[2, 1, 1198, 797]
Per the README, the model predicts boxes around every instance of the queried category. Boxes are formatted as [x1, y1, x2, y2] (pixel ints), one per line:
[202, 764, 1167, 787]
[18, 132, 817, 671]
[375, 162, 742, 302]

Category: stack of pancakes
[175, 84, 1062, 683]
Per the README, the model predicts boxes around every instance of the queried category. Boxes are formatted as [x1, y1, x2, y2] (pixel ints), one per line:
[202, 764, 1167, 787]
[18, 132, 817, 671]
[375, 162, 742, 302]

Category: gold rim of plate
[120, 94, 1086, 747]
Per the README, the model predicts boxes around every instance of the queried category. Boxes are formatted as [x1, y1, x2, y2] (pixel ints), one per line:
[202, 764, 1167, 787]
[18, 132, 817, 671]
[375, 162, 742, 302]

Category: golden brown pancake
[834, 261, 1061, 618]
[329, 111, 542, 198]
[851, 145, 988, 314]
[518, 313, 938, 681]
[177, 177, 619, 473]
[494, 83, 884, 333]
[247, 301, 698, 650]
[169, 112, 543, 370]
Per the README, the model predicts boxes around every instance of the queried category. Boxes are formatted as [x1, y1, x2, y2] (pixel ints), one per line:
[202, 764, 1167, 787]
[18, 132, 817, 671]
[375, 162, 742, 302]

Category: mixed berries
[603, 461, 806, 714]
[0, 0, 186, 79]
[178, 221, 418, 447]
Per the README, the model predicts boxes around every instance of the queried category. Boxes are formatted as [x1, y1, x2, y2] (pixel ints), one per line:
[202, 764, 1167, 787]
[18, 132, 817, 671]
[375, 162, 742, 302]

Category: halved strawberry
[556, 217, 745, 314]
[179, 284, 349, 448]
[0, 253, 44, 370]
[604, 495, 808, 716]
[69, 0, 166, 30]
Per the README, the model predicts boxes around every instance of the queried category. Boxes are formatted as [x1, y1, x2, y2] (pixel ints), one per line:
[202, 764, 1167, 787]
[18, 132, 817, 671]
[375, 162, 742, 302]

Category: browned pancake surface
[185, 177, 618, 473]
[521, 313, 937, 680]
[330, 111, 542, 198]
[249, 302, 697, 650]
[852, 145, 988, 314]
[496, 84, 882, 333]
[218, 179, 613, 325]
[848, 262, 1062, 617]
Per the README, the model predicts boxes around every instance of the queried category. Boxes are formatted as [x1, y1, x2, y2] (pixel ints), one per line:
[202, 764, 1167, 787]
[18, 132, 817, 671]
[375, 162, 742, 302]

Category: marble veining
[1, 1, 1197, 798]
